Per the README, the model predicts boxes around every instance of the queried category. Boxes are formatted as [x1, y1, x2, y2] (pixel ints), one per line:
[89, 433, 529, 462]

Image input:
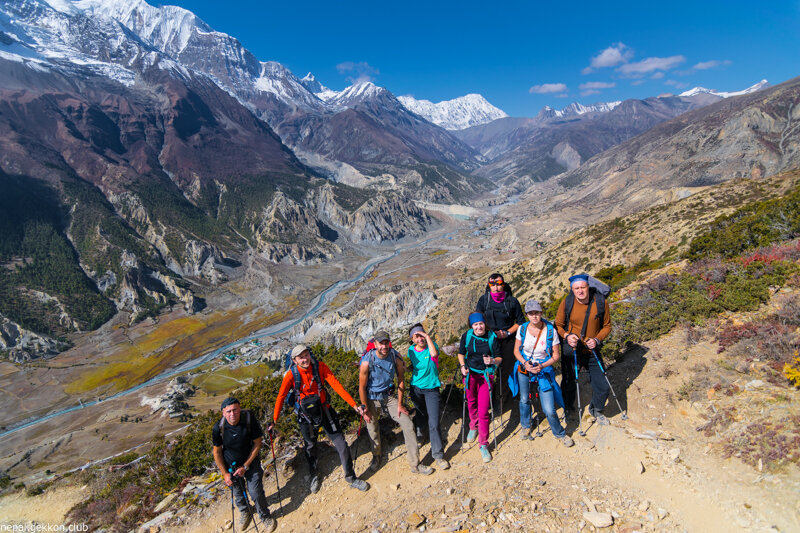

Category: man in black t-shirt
[212, 397, 277, 532]
[475, 273, 525, 403]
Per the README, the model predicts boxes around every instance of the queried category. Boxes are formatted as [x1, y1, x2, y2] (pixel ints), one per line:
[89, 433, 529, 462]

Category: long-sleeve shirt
[272, 361, 357, 423]
[555, 296, 612, 344]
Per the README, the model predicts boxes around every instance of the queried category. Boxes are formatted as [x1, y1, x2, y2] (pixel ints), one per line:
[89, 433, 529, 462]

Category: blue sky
[165, 0, 800, 117]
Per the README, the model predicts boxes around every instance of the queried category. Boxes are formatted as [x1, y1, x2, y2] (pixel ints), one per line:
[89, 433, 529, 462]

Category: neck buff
[491, 291, 506, 303]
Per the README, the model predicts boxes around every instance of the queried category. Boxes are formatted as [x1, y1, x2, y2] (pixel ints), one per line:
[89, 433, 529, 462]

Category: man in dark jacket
[475, 273, 525, 404]
[212, 397, 277, 532]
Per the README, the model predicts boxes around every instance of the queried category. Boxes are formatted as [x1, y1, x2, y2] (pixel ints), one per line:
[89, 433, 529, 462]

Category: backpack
[518, 318, 555, 360]
[464, 329, 497, 357]
[283, 352, 327, 419]
[218, 408, 253, 440]
[562, 274, 610, 338]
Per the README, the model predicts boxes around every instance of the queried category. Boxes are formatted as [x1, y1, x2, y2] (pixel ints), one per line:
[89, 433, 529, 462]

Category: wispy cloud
[665, 79, 689, 89]
[529, 83, 568, 94]
[336, 61, 380, 84]
[579, 81, 615, 96]
[692, 59, 732, 71]
[651, 72, 665, 79]
[582, 43, 632, 74]
[617, 55, 685, 77]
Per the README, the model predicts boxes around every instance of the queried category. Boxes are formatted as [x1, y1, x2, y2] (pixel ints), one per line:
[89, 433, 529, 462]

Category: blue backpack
[508, 319, 564, 408]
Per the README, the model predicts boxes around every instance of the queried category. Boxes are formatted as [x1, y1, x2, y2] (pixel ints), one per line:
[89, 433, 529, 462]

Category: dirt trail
[165, 330, 799, 533]
[2, 329, 798, 532]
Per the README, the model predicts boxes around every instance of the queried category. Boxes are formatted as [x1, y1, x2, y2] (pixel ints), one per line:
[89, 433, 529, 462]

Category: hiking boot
[480, 445, 492, 463]
[238, 511, 253, 530]
[520, 427, 532, 440]
[348, 478, 370, 491]
[436, 457, 450, 470]
[260, 516, 277, 532]
[560, 435, 575, 447]
[466, 429, 478, 443]
[309, 474, 320, 494]
[367, 455, 382, 473]
[410, 464, 434, 475]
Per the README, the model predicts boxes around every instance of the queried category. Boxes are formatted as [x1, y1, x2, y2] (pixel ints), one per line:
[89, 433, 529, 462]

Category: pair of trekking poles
[572, 345, 628, 436]
[440, 361, 502, 453]
[228, 431, 283, 533]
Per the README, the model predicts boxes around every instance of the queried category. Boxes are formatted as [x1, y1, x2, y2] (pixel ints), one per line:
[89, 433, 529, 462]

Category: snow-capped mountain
[397, 93, 507, 130]
[680, 79, 769, 99]
[537, 101, 622, 120]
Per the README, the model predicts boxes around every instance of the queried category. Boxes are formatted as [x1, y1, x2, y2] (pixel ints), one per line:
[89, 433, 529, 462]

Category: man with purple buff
[457, 312, 501, 462]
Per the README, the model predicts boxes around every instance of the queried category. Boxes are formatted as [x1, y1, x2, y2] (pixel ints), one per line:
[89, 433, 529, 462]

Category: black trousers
[297, 405, 356, 482]
[231, 462, 271, 519]
[495, 335, 516, 400]
[560, 344, 610, 414]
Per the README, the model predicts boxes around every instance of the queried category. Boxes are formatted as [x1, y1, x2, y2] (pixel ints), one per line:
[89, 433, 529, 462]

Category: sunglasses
[488, 280, 504, 286]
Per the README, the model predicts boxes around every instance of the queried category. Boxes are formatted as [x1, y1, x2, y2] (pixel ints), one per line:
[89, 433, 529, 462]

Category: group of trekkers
[211, 272, 613, 531]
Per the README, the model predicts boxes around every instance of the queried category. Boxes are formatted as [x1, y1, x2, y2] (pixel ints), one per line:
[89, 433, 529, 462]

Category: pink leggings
[466, 372, 493, 446]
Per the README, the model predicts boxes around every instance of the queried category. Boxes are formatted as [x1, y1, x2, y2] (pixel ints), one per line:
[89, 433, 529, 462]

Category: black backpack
[284, 355, 328, 426]
[218, 408, 254, 440]
[561, 274, 611, 338]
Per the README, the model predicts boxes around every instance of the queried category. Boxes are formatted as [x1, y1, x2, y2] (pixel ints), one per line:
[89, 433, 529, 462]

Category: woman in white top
[513, 299, 574, 446]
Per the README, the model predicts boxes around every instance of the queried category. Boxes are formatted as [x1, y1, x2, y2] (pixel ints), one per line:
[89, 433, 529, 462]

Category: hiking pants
[466, 371, 493, 447]
[496, 335, 516, 402]
[560, 344, 610, 415]
[298, 406, 357, 482]
[410, 385, 445, 460]
[517, 372, 566, 438]
[365, 395, 420, 468]
[231, 462, 272, 520]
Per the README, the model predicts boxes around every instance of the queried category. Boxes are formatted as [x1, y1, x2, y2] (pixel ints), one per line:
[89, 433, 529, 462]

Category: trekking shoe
[520, 427, 532, 440]
[466, 429, 478, 443]
[309, 474, 320, 494]
[410, 464, 434, 475]
[367, 454, 382, 473]
[348, 478, 370, 491]
[260, 516, 278, 532]
[595, 413, 609, 426]
[480, 445, 492, 463]
[436, 457, 450, 470]
[238, 511, 253, 530]
[560, 435, 575, 447]
[563, 409, 575, 421]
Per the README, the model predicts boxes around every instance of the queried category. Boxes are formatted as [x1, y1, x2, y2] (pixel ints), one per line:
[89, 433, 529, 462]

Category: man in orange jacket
[269, 345, 370, 493]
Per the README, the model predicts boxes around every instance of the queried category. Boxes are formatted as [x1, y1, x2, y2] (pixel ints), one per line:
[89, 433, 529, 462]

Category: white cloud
[631, 80, 646, 86]
[692, 59, 731, 71]
[651, 72, 665, 79]
[529, 83, 568, 94]
[336, 61, 380, 84]
[665, 79, 689, 89]
[582, 43, 632, 74]
[617, 55, 685, 76]
[579, 82, 615, 97]
[579, 81, 615, 90]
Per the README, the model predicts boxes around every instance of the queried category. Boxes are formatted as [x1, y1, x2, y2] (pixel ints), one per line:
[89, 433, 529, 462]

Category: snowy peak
[537, 101, 621, 120]
[398, 93, 507, 130]
[680, 79, 769, 99]
[328, 81, 389, 107]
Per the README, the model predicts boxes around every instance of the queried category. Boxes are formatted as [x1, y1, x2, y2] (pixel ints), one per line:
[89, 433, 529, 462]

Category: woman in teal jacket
[407, 323, 450, 470]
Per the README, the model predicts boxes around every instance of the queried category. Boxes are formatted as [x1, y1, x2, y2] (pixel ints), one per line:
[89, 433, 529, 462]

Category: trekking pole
[486, 373, 498, 452]
[534, 390, 543, 437]
[497, 365, 504, 418]
[573, 348, 586, 437]
[232, 463, 260, 533]
[352, 415, 363, 464]
[461, 374, 467, 453]
[591, 349, 628, 420]
[440, 365, 461, 425]
[268, 432, 284, 517]
[229, 477, 236, 533]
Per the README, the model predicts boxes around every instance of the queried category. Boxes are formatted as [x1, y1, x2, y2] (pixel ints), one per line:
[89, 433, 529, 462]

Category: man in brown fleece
[555, 274, 612, 424]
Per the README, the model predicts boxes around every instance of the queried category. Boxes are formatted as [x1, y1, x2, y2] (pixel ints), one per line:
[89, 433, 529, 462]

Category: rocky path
[164, 392, 795, 533]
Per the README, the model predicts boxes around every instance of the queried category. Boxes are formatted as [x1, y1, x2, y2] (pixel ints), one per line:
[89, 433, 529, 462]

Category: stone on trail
[407, 513, 426, 527]
[223, 519, 233, 530]
[461, 497, 474, 511]
[636, 461, 645, 474]
[668, 448, 681, 462]
[153, 493, 178, 513]
[583, 511, 614, 528]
